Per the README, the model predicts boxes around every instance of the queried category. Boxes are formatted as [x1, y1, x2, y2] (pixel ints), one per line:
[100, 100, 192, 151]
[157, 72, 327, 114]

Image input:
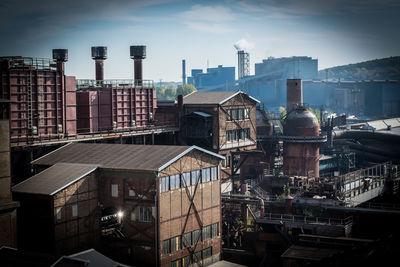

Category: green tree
[176, 84, 196, 96]
[164, 87, 176, 100]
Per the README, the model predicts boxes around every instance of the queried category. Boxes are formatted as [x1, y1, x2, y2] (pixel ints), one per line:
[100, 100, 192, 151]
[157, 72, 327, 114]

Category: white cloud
[181, 4, 235, 22]
[180, 4, 236, 34]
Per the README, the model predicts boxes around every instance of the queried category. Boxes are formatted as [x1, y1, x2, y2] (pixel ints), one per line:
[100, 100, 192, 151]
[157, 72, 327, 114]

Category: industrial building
[187, 65, 235, 91]
[12, 143, 224, 266]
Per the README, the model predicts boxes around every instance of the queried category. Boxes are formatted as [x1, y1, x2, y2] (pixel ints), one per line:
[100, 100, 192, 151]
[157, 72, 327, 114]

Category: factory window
[56, 208, 62, 221]
[139, 206, 152, 222]
[211, 167, 218, 180]
[238, 108, 244, 119]
[202, 225, 211, 240]
[170, 174, 180, 190]
[240, 128, 250, 139]
[191, 170, 200, 184]
[203, 247, 212, 259]
[245, 108, 250, 119]
[192, 229, 201, 244]
[182, 255, 191, 267]
[231, 109, 238, 120]
[171, 259, 181, 267]
[111, 184, 118, 197]
[72, 204, 78, 217]
[183, 232, 192, 248]
[193, 251, 202, 263]
[223, 155, 231, 168]
[212, 223, 219, 237]
[161, 176, 169, 192]
[171, 236, 181, 252]
[202, 168, 211, 182]
[163, 239, 170, 255]
[182, 172, 191, 187]
[129, 189, 136, 197]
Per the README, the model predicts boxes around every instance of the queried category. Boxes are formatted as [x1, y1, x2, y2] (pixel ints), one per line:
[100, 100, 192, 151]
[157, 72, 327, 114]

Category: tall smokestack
[91, 46, 107, 82]
[237, 50, 249, 80]
[52, 49, 68, 73]
[130, 45, 146, 85]
[286, 79, 303, 113]
[182, 59, 186, 85]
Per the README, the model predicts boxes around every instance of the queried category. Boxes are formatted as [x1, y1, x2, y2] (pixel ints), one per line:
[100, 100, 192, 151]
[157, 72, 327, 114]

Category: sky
[0, 0, 399, 82]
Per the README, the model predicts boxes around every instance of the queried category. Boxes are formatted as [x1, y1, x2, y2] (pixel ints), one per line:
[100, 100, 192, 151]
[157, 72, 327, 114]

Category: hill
[318, 56, 400, 81]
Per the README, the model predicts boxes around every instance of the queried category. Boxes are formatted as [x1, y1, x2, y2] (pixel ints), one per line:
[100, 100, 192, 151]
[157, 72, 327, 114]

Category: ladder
[27, 71, 32, 131]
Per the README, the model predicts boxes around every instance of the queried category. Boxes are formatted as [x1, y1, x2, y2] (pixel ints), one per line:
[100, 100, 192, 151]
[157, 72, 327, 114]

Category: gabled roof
[12, 163, 98, 196]
[32, 143, 224, 172]
[183, 91, 260, 105]
[186, 111, 212, 118]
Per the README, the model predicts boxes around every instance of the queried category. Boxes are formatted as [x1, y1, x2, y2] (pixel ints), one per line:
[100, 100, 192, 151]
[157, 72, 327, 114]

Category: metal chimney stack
[91, 46, 107, 82]
[52, 49, 68, 73]
[130, 45, 146, 85]
[182, 59, 186, 85]
[237, 50, 250, 80]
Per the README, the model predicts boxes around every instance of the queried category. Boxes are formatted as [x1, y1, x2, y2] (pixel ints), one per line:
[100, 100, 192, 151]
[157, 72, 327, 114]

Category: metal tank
[91, 46, 107, 81]
[283, 106, 324, 177]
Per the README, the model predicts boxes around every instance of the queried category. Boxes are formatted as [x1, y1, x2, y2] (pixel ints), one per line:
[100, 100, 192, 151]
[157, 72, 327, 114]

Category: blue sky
[1, 0, 399, 82]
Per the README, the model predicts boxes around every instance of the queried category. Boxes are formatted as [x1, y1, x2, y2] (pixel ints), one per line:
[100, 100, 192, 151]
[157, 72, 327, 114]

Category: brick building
[13, 143, 224, 266]
[181, 91, 259, 190]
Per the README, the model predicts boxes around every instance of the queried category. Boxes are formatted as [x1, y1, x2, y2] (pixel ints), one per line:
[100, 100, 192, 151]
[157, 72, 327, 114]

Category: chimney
[52, 49, 68, 73]
[91, 46, 107, 82]
[130, 45, 146, 85]
[182, 59, 186, 85]
[286, 79, 303, 113]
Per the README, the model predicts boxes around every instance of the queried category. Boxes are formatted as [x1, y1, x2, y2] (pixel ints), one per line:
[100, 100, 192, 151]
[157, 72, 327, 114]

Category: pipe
[333, 130, 400, 143]
[95, 60, 104, 81]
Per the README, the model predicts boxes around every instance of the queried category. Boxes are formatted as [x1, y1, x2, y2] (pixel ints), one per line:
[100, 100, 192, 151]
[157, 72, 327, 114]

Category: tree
[176, 84, 196, 96]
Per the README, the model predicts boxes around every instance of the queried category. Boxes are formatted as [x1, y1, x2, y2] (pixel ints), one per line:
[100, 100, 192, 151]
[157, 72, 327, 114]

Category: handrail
[260, 213, 352, 226]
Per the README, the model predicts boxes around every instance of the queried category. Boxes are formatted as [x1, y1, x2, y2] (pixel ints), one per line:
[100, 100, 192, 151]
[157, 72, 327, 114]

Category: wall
[98, 169, 157, 266]
[159, 150, 221, 267]
[53, 172, 100, 255]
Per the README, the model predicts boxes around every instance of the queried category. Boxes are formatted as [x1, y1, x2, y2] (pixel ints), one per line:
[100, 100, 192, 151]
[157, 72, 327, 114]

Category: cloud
[181, 4, 235, 22]
[234, 39, 254, 51]
[180, 4, 236, 34]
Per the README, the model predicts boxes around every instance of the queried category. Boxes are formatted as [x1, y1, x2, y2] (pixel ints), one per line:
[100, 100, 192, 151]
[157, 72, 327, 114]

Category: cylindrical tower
[52, 49, 68, 73]
[282, 106, 325, 177]
[286, 79, 303, 113]
[91, 46, 107, 81]
[130, 45, 146, 85]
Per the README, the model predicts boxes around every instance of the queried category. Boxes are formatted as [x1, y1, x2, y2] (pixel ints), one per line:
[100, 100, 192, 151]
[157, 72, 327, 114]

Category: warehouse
[13, 143, 224, 266]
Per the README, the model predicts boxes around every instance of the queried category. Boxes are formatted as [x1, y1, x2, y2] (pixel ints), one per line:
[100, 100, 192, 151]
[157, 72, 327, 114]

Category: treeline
[318, 56, 400, 81]
[155, 84, 197, 100]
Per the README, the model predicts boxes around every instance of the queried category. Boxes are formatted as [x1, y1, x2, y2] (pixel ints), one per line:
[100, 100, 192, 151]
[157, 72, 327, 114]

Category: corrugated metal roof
[183, 91, 259, 105]
[12, 163, 98, 196]
[32, 143, 224, 172]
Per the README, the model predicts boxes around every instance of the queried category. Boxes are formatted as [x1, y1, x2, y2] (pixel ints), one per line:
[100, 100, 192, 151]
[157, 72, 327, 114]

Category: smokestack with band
[91, 46, 107, 82]
[286, 79, 303, 113]
[182, 59, 186, 85]
[130, 45, 146, 85]
[52, 49, 68, 73]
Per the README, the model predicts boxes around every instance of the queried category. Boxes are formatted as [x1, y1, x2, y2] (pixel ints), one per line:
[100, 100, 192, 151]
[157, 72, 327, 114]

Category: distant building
[187, 65, 235, 91]
[255, 56, 318, 80]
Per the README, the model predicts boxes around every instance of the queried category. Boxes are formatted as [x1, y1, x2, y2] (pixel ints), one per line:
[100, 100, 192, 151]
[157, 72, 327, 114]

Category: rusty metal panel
[0, 58, 76, 141]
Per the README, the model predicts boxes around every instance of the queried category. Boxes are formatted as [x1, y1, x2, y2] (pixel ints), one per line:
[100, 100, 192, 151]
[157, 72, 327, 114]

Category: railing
[261, 213, 353, 226]
[1, 56, 57, 70]
[10, 124, 180, 147]
[76, 79, 154, 89]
